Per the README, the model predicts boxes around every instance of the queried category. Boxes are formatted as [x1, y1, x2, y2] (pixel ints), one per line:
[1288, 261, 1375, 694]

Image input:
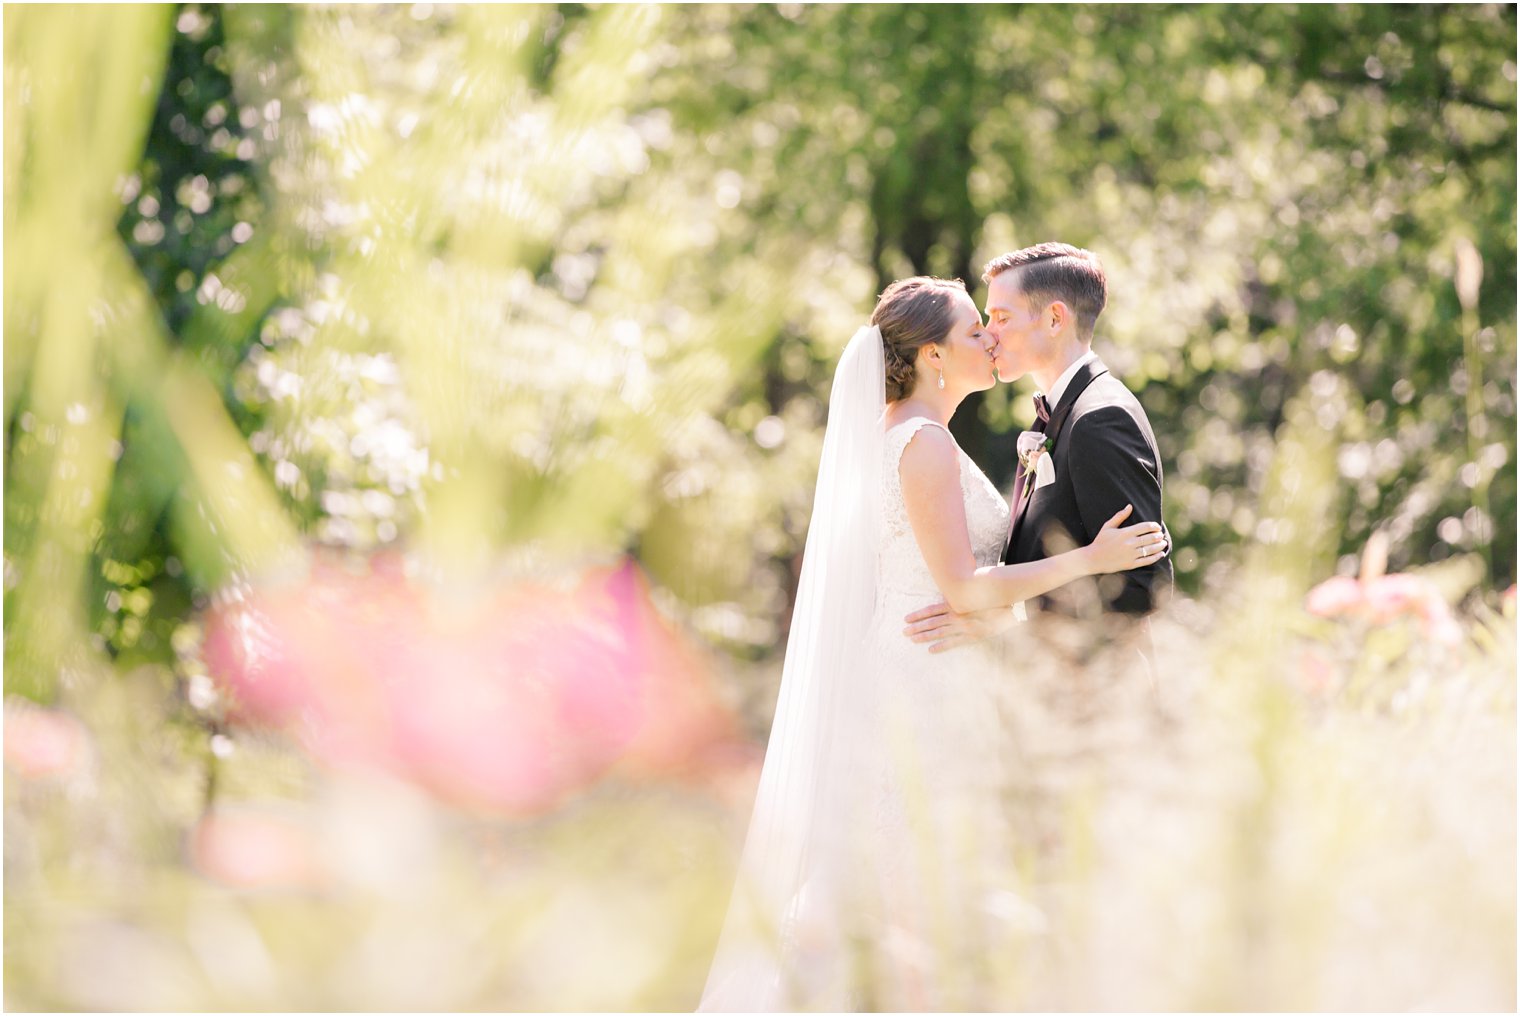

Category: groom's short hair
[982, 243, 1107, 340]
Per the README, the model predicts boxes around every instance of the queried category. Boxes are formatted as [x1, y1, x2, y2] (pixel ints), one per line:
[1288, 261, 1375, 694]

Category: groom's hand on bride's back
[902, 601, 1020, 654]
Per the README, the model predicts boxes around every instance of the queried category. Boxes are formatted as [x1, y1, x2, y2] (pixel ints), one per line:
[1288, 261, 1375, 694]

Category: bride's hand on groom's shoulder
[903, 601, 1019, 654]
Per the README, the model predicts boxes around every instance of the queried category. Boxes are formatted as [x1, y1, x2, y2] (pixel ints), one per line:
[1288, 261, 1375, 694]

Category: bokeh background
[4, 4, 1516, 1011]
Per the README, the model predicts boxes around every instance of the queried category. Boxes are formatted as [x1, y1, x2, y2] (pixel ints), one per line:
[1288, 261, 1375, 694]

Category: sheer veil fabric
[698, 325, 886, 1011]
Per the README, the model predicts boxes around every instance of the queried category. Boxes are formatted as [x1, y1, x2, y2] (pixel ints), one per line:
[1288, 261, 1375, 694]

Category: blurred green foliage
[653, 3, 1517, 603]
[8, 4, 1514, 683]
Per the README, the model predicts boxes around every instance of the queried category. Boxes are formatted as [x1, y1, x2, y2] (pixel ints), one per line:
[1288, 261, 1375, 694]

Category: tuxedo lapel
[1001, 358, 1111, 562]
[1041, 359, 1107, 451]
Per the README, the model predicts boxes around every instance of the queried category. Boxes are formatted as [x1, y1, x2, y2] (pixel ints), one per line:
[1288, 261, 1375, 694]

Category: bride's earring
[937, 369, 945, 390]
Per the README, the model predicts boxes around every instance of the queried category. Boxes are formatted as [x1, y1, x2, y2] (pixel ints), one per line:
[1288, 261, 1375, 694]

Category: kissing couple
[700, 242, 1173, 1011]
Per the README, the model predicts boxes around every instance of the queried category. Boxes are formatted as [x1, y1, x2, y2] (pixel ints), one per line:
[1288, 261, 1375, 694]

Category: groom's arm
[1067, 407, 1171, 614]
[902, 600, 1021, 653]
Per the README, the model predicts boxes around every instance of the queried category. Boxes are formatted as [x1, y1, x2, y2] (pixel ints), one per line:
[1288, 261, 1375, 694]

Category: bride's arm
[899, 425, 1164, 615]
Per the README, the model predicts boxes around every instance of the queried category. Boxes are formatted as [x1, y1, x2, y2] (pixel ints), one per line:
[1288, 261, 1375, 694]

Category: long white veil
[699, 325, 886, 1011]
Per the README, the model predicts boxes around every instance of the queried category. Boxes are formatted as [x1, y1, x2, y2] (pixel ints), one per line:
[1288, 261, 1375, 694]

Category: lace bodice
[879, 417, 1010, 597]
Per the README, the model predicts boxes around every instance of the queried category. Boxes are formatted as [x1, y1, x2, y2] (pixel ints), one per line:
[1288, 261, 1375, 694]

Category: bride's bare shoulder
[882, 406, 949, 437]
[892, 418, 957, 482]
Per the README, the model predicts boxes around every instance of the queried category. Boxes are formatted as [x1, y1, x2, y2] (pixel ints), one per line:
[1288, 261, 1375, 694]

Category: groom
[905, 242, 1170, 650]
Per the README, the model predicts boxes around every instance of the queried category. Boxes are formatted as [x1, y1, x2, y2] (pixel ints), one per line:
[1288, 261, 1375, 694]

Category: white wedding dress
[701, 398, 1015, 1011]
[825, 418, 1012, 1008]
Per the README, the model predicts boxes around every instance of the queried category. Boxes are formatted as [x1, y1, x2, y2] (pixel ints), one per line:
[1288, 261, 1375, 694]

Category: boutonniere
[1017, 430, 1054, 478]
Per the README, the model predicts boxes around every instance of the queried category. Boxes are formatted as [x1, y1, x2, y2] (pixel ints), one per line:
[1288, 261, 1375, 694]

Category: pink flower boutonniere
[1017, 430, 1054, 479]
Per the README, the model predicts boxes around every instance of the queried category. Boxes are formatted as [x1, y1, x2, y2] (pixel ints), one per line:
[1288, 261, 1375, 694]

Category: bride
[699, 277, 1168, 1011]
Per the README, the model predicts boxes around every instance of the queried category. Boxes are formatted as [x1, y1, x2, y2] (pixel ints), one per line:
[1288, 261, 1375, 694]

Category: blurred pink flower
[601, 562, 743, 781]
[189, 807, 323, 890]
[201, 552, 743, 815]
[3, 701, 90, 779]
[1362, 573, 1438, 624]
[1306, 569, 1465, 647]
[1366, 573, 1466, 646]
[1306, 576, 1365, 617]
[1421, 611, 1465, 647]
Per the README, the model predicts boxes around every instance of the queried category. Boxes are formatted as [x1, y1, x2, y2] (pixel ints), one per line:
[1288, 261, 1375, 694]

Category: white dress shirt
[1040, 349, 1099, 409]
[1010, 349, 1100, 621]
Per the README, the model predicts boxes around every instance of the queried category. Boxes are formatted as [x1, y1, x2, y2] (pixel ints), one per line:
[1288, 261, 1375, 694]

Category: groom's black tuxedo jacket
[1002, 356, 1171, 616]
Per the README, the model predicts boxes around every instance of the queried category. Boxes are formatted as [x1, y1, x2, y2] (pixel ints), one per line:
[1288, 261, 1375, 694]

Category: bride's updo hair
[871, 276, 967, 402]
